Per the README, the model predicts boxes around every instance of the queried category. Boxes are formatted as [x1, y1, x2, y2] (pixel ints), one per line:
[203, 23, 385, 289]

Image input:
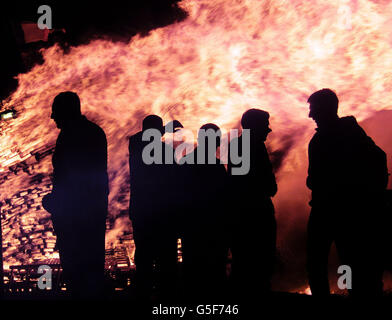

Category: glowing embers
[177, 238, 183, 263]
[0, 108, 17, 121]
[0, 184, 55, 269]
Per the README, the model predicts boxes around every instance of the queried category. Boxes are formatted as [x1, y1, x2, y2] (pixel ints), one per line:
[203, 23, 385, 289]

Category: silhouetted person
[227, 109, 277, 298]
[180, 123, 228, 300]
[42, 91, 109, 299]
[306, 88, 388, 297]
[129, 115, 179, 300]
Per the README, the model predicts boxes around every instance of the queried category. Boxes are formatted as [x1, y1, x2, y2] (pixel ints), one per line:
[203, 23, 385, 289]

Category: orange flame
[1, 0, 392, 291]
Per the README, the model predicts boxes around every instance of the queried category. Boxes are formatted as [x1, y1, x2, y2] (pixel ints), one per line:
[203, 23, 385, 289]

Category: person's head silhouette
[308, 89, 339, 129]
[241, 109, 271, 141]
[142, 115, 164, 136]
[51, 91, 82, 129]
[198, 123, 221, 149]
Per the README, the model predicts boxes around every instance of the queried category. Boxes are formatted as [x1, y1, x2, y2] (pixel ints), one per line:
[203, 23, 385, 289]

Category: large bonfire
[1, 0, 392, 293]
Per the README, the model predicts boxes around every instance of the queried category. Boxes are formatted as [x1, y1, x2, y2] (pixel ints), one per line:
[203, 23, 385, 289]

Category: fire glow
[1, 0, 392, 293]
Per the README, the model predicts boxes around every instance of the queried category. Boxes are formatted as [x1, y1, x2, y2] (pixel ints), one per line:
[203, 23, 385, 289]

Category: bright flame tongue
[1, 0, 392, 291]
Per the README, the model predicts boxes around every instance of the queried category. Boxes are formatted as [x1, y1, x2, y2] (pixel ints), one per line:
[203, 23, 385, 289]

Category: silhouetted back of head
[241, 109, 270, 130]
[52, 91, 81, 116]
[198, 123, 221, 150]
[51, 92, 82, 128]
[142, 115, 164, 134]
[308, 89, 339, 116]
[200, 123, 221, 134]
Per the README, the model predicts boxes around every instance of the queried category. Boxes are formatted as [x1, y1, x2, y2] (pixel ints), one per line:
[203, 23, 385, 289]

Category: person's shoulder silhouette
[128, 115, 181, 300]
[307, 88, 388, 194]
[229, 108, 277, 197]
[50, 92, 108, 206]
[43, 91, 108, 299]
[306, 88, 388, 297]
[226, 109, 277, 297]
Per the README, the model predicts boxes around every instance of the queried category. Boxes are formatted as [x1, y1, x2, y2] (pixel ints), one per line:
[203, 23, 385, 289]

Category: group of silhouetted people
[42, 88, 389, 300]
[128, 110, 279, 301]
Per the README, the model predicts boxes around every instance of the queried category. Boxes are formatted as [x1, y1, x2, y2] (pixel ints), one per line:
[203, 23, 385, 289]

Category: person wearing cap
[128, 115, 182, 300]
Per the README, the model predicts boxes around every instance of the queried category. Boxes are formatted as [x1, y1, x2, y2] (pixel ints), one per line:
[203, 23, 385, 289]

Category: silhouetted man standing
[227, 109, 277, 297]
[43, 91, 109, 299]
[180, 123, 228, 300]
[129, 115, 179, 300]
[306, 88, 388, 297]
